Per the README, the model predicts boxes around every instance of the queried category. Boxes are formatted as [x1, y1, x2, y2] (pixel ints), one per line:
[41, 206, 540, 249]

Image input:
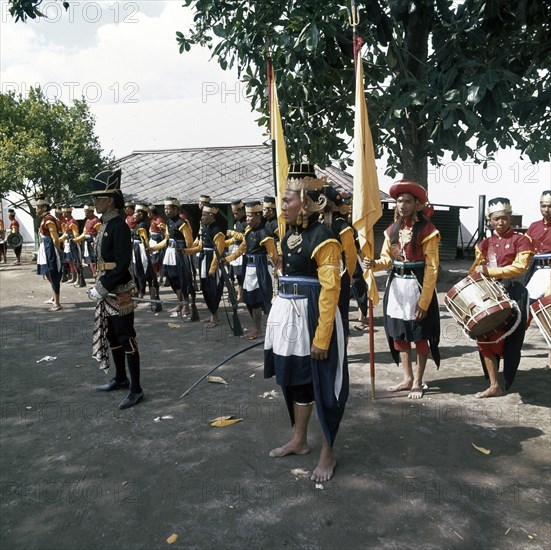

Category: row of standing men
[102, 178, 551, 407]
[28, 167, 550, 482]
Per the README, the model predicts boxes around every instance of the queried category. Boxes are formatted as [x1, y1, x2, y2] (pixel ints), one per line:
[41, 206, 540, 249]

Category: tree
[0, 87, 113, 219]
[176, 0, 550, 185]
[7, 0, 69, 22]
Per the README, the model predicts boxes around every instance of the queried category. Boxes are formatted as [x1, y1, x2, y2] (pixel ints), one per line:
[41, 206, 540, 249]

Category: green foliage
[7, 0, 69, 22]
[176, 0, 550, 182]
[0, 87, 113, 218]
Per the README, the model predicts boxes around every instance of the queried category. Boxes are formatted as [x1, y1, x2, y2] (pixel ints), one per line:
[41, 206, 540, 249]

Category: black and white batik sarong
[264, 276, 348, 447]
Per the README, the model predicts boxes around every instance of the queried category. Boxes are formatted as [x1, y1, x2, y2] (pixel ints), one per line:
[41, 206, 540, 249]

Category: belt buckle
[293, 283, 298, 295]
[399, 266, 404, 277]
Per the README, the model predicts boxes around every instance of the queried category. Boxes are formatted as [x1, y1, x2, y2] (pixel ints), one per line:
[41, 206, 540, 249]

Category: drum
[444, 272, 516, 338]
[531, 295, 551, 349]
[7, 232, 23, 249]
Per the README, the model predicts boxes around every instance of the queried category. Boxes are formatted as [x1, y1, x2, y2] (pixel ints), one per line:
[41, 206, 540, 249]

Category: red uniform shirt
[383, 220, 439, 262]
[126, 215, 137, 230]
[478, 229, 534, 267]
[149, 215, 165, 234]
[526, 219, 551, 254]
[63, 216, 78, 235]
[10, 218, 20, 232]
[56, 215, 65, 233]
[39, 214, 57, 237]
[84, 216, 100, 236]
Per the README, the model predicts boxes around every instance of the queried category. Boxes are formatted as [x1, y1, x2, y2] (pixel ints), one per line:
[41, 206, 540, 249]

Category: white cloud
[1, 0, 264, 157]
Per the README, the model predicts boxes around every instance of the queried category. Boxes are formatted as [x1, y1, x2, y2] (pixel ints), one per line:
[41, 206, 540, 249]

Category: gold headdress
[286, 163, 328, 228]
[286, 163, 327, 192]
[202, 205, 218, 215]
[245, 201, 263, 214]
[164, 197, 180, 207]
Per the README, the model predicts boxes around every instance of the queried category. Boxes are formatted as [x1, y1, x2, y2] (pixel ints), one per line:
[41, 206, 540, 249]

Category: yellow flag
[352, 50, 383, 304]
[270, 65, 289, 241]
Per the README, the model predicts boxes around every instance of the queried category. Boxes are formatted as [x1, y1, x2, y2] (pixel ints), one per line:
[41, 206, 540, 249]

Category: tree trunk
[398, 2, 433, 189]
[399, 120, 428, 186]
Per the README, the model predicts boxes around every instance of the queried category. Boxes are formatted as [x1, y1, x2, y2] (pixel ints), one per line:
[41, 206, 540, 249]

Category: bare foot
[244, 332, 259, 340]
[387, 380, 413, 392]
[169, 305, 181, 314]
[311, 451, 337, 482]
[182, 304, 190, 315]
[43, 298, 55, 304]
[201, 317, 211, 324]
[475, 385, 503, 398]
[205, 322, 218, 328]
[269, 441, 310, 458]
[408, 386, 424, 399]
[48, 305, 62, 312]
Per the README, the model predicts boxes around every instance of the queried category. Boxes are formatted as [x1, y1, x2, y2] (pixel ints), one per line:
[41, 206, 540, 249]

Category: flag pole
[266, 40, 288, 244]
[350, 1, 375, 398]
[369, 294, 375, 398]
[265, 44, 276, 197]
[350, 1, 381, 399]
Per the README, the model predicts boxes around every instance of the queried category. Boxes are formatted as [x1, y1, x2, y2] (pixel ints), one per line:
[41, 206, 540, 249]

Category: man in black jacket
[86, 169, 144, 410]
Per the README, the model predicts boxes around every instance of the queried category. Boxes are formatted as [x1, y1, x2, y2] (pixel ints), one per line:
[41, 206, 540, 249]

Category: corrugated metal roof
[116, 145, 393, 205]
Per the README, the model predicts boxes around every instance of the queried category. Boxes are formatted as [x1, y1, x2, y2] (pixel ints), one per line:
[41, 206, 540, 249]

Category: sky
[1, 0, 549, 234]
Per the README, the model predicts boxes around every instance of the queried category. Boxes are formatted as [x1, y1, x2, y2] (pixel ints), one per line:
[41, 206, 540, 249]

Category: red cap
[389, 180, 433, 216]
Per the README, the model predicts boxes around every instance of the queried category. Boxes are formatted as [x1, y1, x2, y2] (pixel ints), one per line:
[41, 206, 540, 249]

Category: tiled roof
[116, 145, 392, 205]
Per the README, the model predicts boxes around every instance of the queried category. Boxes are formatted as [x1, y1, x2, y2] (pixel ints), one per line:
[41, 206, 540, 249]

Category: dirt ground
[0, 249, 550, 550]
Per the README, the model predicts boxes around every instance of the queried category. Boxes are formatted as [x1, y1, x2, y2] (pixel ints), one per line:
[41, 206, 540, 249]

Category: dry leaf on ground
[210, 415, 243, 427]
[36, 356, 57, 363]
[207, 375, 228, 385]
[472, 443, 491, 455]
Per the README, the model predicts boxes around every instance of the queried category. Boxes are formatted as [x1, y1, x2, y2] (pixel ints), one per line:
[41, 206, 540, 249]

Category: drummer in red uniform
[525, 190, 551, 294]
[469, 197, 534, 398]
[525, 190, 551, 368]
[526, 190, 551, 253]
[364, 181, 441, 399]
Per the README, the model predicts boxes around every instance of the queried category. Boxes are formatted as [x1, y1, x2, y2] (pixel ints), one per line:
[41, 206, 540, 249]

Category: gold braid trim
[286, 175, 327, 192]
[117, 291, 135, 316]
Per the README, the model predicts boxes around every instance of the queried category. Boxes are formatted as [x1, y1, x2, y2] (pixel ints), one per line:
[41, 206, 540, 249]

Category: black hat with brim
[78, 169, 122, 197]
